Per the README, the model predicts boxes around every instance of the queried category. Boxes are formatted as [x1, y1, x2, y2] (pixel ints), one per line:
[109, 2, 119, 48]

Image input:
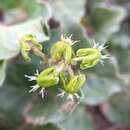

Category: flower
[19, 34, 43, 61]
[57, 72, 86, 101]
[72, 40, 110, 69]
[25, 67, 59, 98]
[51, 35, 75, 64]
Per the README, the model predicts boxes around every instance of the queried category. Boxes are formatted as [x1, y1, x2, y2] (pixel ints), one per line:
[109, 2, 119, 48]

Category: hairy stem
[32, 46, 48, 64]
[28, 41, 48, 64]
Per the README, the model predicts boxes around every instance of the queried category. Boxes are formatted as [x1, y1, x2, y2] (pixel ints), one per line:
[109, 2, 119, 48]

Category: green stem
[73, 56, 85, 61]
[32, 47, 48, 64]
[28, 41, 48, 64]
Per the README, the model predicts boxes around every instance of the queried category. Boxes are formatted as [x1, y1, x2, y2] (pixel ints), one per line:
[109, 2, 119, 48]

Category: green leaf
[113, 0, 130, 5]
[0, 61, 7, 86]
[109, 31, 130, 49]
[60, 0, 85, 21]
[81, 74, 121, 105]
[0, 0, 22, 10]
[24, 92, 79, 125]
[81, 59, 123, 105]
[21, 0, 52, 18]
[0, 0, 50, 18]
[103, 93, 130, 123]
[0, 56, 79, 128]
[118, 48, 130, 74]
[44, 1, 90, 49]
[0, 60, 35, 128]
[91, 5, 125, 31]
[29, 123, 63, 130]
[62, 104, 94, 130]
[0, 84, 29, 128]
[0, 17, 49, 60]
[61, 15, 91, 49]
[85, 5, 126, 41]
[0, 57, 44, 128]
[46, 0, 85, 21]
[110, 47, 130, 75]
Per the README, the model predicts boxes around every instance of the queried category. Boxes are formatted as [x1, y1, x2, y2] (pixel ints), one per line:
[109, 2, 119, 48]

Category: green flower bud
[19, 34, 43, 61]
[51, 36, 73, 63]
[60, 72, 86, 94]
[73, 48, 102, 69]
[37, 67, 59, 88]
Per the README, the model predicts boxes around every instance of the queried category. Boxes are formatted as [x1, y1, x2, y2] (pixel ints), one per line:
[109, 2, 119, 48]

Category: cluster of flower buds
[20, 34, 43, 61]
[20, 34, 109, 101]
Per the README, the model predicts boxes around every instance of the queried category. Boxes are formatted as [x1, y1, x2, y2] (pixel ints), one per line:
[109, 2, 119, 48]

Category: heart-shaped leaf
[62, 104, 94, 130]
[103, 93, 130, 123]
[0, 17, 49, 60]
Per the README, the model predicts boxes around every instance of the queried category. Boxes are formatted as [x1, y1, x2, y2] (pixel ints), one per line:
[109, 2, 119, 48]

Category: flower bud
[60, 72, 86, 94]
[19, 34, 43, 61]
[36, 67, 59, 88]
[73, 48, 102, 69]
[51, 37, 73, 63]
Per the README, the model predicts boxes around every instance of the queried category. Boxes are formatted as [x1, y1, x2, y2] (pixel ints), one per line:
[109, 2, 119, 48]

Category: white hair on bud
[39, 88, 45, 98]
[61, 34, 79, 46]
[92, 40, 107, 51]
[25, 71, 46, 99]
[24, 75, 37, 81]
[92, 40, 110, 66]
[57, 88, 82, 101]
[29, 85, 39, 93]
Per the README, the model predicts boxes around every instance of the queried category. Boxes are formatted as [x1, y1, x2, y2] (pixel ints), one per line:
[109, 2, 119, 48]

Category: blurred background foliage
[0, 0, 130, 130]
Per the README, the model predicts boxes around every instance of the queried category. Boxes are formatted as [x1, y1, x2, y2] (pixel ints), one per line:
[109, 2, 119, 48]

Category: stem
[73, 56, 85, 62]
[28, 41, 48, 64]
[66, 65, 74, 77]
[32, 46, 48, 64]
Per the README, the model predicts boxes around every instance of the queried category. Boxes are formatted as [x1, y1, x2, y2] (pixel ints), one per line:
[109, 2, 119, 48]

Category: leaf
[103, 93, 130, 123]
[0, 61, 7, 86]
[0, 57, 79, 128]
[0, 57, 45, 128]
[61, 15, 91, 49]
[0, 0, 22, 10]
[23, 92, 79, 126]
[108, 31, 130, 49]
[0, 60, 34, 128]
[84, 4, 126, 41]
[110, 47, 130, 75]
[43, 0, 91, 49]
[30, 123, 63, 130]
[81, 59, 123, 105]
[0, 0, 50, 18]
[0, 84, 29, 128]
[108, 12, 130, 49]
[0, 17, 49, 60]
[81, 74, 121, 105]
[20, 0, 52, 18]
[62, 104, 94, 130]
[60, 0, 85, 21]
[113, 0, 130, 5]
[91, 5, 125, 31]
[46, 0, 85, 21]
